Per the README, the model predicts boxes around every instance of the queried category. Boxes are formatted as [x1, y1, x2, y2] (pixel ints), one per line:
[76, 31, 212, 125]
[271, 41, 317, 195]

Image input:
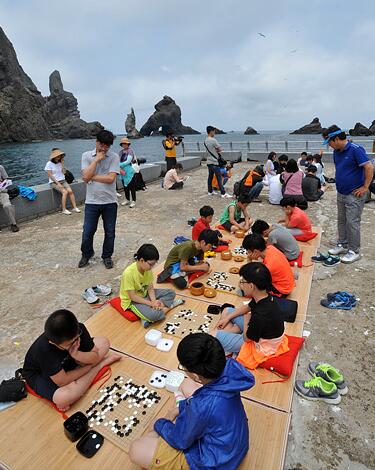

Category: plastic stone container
[145, 329, 162, 346]
[165, 371, 185, 393]
[156, 338, 174, 352]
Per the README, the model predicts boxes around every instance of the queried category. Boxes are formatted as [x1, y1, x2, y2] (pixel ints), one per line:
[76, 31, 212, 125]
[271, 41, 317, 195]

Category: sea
[0, 131, 373, 187]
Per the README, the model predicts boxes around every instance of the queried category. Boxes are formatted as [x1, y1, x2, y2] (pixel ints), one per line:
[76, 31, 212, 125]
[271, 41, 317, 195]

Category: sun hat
[322, 129, 345, 145]
[120, 137, 131, 145]
[49, 149, 65, 160]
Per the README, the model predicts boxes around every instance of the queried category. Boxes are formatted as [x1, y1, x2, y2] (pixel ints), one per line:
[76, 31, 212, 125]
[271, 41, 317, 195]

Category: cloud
[1, 0, 375, 131]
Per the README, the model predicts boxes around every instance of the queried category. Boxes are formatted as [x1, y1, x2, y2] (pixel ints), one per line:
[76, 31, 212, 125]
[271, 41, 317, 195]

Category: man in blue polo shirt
[322, 125, 373, 263]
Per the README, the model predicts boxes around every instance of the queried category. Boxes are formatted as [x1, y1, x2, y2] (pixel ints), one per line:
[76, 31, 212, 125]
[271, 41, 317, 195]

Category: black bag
[64, 169, 74, 184]
[204, 142, 227, 168]
[6, 184, 20, 199]
[0, 377, 27, 402]
[273, 296, 298, 323]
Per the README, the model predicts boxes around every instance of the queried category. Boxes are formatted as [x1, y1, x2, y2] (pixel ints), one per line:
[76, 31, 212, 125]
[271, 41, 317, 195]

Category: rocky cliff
[0, 27, 103, 143]
[349, 122, 373, 136]
[290, 117, 323, 134]
[244, 126, 258, 135]
[125, 108, 142, 139]
[140, 96, 200, 136]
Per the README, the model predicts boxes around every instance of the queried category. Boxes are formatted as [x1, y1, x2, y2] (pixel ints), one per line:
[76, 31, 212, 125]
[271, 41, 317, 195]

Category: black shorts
[270, 285, 289, 299]
[28, 375, 59, 401]
[221, 218, 245, 232]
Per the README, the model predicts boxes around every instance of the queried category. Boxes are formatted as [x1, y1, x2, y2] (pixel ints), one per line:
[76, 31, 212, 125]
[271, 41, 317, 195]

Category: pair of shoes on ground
[329, 244, 361, 264]
[121, 200, 136, 208]
[78, 254, 114, 269]
[62, 208, 81, 215]
[207, 192, 233, 198]
[311, 252, 340, 266]
[320, 291, 356, 309]
[295, 362, 348, 405]
[82, 284, 112, 304]
[142, 298, 186, 328]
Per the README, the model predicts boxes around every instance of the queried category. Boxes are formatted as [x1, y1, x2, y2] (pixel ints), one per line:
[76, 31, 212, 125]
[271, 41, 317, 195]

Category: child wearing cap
[45, 149, 81, 215]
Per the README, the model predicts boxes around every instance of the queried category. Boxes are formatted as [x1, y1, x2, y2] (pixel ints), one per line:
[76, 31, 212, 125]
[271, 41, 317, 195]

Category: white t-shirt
[268, 175, 283, 205]
[44, 161, 65, 183]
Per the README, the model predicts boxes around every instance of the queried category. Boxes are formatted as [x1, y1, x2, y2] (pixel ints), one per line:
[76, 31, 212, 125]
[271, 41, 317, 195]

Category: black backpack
[0, 377, 27, 402]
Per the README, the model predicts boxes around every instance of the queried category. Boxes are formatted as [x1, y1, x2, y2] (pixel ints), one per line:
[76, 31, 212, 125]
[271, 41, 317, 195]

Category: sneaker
[322, 255, 341, 267]
[129, 201, 136, 208]
[294, 375, 341, 404]
[221, 193, 233, 199]
[82, 287, 99, 304]
[170, 271, 186, 280]
[10, 224, 19, 232]
[207, 192, 215, 196]
[308, 362, 348, 395]
[116, 192, 122, 197]
[328, 244, 347, 256]
[121, 200, 130, 206]
[92, 284, 112, 296]
[72, 207, 81, 213]
[320, 298, 355, 310]
[326, 291, 356, 304]
[78, 255, 92, 268]
[62, 209, 71, 215]
[103, 258, 114, 269]
[341, 250, 360, 264]
[170, 298, 185, 309]
[311, 252, 329, 263]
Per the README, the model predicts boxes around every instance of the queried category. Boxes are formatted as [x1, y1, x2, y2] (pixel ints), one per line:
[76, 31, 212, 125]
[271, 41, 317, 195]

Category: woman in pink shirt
[282, 159, 304, 196]
[163, 163, 186, 190]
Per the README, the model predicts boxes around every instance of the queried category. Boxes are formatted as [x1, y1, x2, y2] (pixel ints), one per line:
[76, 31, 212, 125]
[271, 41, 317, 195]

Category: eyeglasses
[239, 278, 250, 285]
[146, 260, 157, 267]
[58, 327, 82, 350]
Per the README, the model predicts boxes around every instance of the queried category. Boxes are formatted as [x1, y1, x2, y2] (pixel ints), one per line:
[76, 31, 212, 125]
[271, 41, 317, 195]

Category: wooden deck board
[0, 356, 289, 470]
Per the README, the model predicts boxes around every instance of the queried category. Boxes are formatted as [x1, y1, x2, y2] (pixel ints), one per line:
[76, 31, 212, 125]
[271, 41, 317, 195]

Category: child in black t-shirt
[23, 309, 121, 411]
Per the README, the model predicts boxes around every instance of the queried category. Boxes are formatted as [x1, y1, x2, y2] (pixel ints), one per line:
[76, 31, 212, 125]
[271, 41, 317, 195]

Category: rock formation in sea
[368, 120, 375, 135]
[140, 96, 200, 136]
[0, 27, 103, 143]
[213, 127, 226, 135]
[349, 122, 372, 136]
[290, 117, 323, 134]
[244, 126, 259, 135]
[125, 108, 142, 139]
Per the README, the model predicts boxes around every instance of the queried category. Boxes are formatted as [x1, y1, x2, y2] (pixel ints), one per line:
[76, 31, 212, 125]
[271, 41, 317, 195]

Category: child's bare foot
[102, 353, 122, 366]
[57, 404, 71, 412]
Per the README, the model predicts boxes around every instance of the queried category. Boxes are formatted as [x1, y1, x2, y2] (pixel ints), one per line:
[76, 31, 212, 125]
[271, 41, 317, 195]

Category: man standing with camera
[163, 130, 182, 171]
[205, 125, 232, 198]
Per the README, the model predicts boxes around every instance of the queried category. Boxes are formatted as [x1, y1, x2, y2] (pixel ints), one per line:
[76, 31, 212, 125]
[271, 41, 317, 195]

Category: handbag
[6, 184, 20, 199]
[132, 163, 140, 173]
[64, 169, 74, 184]
[204, 142, 227, 168]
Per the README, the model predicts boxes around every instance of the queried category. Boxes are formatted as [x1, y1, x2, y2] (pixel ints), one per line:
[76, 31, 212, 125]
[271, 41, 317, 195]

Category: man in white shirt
[205, 126, 232, 198]
[0, 164, 19, 232]
[268, 174, 283, 205]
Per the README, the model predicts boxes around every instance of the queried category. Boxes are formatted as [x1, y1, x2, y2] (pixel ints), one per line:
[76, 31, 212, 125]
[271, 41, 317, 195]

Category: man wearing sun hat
[322, 125, 373, 264]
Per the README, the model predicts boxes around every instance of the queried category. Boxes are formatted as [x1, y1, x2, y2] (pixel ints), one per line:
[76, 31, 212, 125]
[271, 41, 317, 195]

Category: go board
[206, 271, 237, 293]
[163, 309, 217, 338]
[81, 373, 168, 451]
[233, 247, 247, 256]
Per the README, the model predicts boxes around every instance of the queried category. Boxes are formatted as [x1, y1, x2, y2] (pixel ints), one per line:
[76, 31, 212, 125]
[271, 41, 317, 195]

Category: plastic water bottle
[293, 262, 299, 280]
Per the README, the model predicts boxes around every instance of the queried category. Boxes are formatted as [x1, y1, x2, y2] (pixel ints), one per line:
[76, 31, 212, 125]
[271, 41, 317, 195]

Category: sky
[1, 0, 375, 133]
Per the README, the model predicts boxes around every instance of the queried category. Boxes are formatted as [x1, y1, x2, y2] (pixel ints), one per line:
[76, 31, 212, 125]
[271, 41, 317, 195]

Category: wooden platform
[0, 355, 289, 470]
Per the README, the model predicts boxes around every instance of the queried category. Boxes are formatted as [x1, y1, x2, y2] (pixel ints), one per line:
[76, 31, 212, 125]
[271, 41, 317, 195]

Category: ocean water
[0, 131, 373, 186]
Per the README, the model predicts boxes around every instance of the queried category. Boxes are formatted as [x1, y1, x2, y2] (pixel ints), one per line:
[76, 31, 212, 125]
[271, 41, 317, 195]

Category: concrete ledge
[154, 161, 167, 174]
[139, 163, 162, 181]
[176, 156, 201, 171]
[185, 151, 242, 162]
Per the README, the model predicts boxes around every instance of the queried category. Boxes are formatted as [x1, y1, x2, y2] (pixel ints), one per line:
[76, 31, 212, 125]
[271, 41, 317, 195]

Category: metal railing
[183, 139, 375, 153]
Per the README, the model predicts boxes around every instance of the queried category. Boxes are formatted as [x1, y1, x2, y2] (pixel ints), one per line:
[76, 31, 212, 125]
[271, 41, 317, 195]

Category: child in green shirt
[120, 244, 184, 328]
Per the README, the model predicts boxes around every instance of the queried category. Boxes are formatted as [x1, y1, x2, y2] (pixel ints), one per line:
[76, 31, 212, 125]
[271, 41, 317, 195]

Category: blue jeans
[248, 181, 263, 200]
[81, 203, 117, 259]
[207, 164, 225, 195]
[215, 308, 245, 353]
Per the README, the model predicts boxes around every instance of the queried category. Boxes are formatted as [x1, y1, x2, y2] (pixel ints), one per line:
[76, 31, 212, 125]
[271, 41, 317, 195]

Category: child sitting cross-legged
[120, 244, 184, 328]
[279, 196, 313, 236]
[22, 309, 121, 411]
[213, 263, 288, 365]
[129, 333, 254, 470]
[251, 219, 300, 261]
[243, 233, 295, 297]
[158, 229, 219, 289]
[219, 195, 252, 233]
[192, 205, 228, 245]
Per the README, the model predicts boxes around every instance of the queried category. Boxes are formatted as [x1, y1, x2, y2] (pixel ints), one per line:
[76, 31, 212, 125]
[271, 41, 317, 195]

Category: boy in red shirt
[243, 233, 295, 297]
[279, 197, 312, 236]
[192, 206, 229, 246]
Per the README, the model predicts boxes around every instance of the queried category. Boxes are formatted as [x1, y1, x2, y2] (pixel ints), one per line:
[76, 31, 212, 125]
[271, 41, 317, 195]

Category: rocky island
[290, 117, 323, 134]
[0, 27, 103, 143]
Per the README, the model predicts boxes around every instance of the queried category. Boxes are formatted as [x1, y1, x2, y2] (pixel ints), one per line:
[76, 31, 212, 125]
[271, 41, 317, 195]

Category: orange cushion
[294, 232, 318, 242]
[108, 297, 140, 322]
[288, 251, 303, 267]
[259, 335, 304, 377]
[188, 271, 207, 283]
[214, 245, 229, 252]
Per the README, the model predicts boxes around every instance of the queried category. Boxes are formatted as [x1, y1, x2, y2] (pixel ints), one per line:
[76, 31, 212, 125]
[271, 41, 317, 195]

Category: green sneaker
[308, 362, 348, 395]
[294, 375, 341, 404]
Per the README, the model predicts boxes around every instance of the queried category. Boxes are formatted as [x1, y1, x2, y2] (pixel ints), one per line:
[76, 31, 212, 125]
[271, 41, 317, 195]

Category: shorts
[50, 181, 70, 191]
[150, 438, 189, 470]
[215, 308, 245, 353]
[221, 218, 245, 232]
[27, 375, 59, 401]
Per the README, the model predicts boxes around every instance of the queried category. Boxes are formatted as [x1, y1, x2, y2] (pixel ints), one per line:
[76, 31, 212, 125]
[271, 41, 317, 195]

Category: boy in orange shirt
[192, 206, 229, 246]
[242, 233, 295, 297]
[279, 197, 312, 236]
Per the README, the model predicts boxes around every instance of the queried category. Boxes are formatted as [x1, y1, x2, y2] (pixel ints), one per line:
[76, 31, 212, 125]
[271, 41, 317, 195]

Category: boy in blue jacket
[129, 333, 255, 469]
